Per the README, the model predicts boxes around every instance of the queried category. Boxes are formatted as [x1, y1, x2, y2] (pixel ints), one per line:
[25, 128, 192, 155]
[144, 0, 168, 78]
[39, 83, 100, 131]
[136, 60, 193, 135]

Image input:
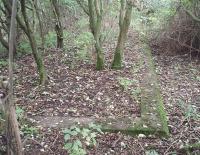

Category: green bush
[0, 59, 8, 68]
[74, 32, 94, 62]
[63, 123, 103, 155]
[45, 30, 70, 48]
[17, 40, 32, 56]
[44, 31, 57, 48]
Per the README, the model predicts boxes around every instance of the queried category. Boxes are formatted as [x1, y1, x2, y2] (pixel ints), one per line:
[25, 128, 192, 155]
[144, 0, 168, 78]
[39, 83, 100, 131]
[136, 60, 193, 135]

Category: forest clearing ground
[0, 30, 200, 154]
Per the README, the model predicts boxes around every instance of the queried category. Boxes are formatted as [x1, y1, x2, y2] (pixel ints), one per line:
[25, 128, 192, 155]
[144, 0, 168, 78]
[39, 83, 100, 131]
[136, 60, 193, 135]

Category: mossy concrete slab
[25, 43, 169, 138]
[138, 43, 169, 137]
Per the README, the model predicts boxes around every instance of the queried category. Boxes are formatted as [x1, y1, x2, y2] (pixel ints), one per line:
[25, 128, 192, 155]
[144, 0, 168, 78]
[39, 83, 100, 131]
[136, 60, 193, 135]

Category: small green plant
[63, 123, 103, 155]
[76, 18, 89, 29]
[16, 106, 24, 120]
[45, 30, 70, 48]
[17, 40, 32, 56]
[21, 124, 38, 137]
[145, 149, 159, 155]
[131, 87, 142, 103]
[44, 31, 57, 48]
[15, 106, 38, 137]
[178, 99, 200, 120]
[117, 77, 138, 91]
[0, 59, 8, 68]
[74, 32, 94, 62]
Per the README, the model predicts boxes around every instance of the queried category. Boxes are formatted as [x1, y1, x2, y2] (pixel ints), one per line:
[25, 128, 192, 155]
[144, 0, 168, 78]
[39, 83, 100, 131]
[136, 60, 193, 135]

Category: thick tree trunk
[111, 0, 132, 69]
[51, 0, 64, 49]
[6, 0, 23, 154]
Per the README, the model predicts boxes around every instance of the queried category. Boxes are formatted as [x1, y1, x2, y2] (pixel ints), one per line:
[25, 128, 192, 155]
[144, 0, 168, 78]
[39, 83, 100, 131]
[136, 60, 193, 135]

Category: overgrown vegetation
[63, 123, 103, 155]
[0, 0, 199, 154]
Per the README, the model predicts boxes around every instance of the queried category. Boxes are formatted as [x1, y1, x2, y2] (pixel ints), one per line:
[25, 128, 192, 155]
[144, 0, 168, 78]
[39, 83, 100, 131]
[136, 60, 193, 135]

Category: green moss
[98, 116, 168, 137]
[111, 49, 123, 69]
[96, 53, 104, 70]
[141, 43, 169, 136]
[101, 125, 168, 137]
[181, 142, 200, 151]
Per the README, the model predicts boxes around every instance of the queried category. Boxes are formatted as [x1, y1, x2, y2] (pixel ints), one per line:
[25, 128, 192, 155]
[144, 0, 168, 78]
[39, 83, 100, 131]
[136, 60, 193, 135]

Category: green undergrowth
[181, 142, 200, 152]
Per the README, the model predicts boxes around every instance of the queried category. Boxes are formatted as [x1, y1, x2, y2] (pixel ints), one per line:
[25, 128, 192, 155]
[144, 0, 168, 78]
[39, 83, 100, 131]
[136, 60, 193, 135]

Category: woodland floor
[0, 30, 200, 154]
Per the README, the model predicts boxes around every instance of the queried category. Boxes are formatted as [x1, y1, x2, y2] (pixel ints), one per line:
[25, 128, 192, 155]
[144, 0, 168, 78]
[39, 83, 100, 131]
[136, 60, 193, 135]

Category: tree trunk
[111, 0, 132, 69]
[27, 33, 47, 85]
[1, 0, 17, 54]
[51, 0, 64, 49]
[95, 40, 104, 70]
[5, 0, 23, 154]
[20, 0, 47, 85]
[2, 0, 47, 85]
[88, 0, 104, 70]
[33, 0, 45, 49]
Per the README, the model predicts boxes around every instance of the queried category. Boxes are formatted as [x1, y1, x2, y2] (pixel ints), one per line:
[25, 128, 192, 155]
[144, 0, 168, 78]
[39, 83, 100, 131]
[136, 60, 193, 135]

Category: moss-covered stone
[139, 43, 169, 137]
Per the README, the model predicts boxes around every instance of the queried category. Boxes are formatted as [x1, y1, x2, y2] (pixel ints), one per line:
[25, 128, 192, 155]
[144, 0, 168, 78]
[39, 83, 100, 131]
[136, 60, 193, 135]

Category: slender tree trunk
[5, 0, 23, 154]
[2, 0, 47, 85]
[51, 0, 64, 49]
[33, 0, 45, 49]
[20, 0, 47, 85]
[88, 0, 104, 70]
[111, 0, 132, 69]
[1, 0, 16, 54]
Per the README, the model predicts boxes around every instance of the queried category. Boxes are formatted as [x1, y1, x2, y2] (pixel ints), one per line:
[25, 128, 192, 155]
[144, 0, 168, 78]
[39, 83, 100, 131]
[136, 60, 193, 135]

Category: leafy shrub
[16, 106, 38, 137]
[178, 99, 200, 120]
[45, 30, 70, 48]
[17, 40, 32, 56]
[0, 59, 8, 68]
[117, 77, 138, 91]
[74, 32, 94, 62]
[63, 123, 103, 155]
[44, 31, 57, 48]
[76, 18, 89, 30]
[0, 44, 7, 56]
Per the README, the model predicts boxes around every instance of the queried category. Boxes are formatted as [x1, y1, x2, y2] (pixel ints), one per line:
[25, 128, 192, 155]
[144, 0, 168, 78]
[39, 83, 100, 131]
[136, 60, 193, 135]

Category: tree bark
[1, 0, 17, 54]
[20, 0, 47, 85]
[51, 0, 64, 49]
[2, 0, 47, 85]
[5, 0, 23, 154]
[88, 0, 104, 70]
[33, 0, 45, 49]
[111, 0, 132, 69]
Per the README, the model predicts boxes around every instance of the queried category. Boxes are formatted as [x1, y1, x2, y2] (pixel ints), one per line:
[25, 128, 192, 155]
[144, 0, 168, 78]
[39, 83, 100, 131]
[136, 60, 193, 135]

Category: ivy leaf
[145, 150, 159, 155]
[64, 134, 71, 141]
[64, 142, 72, 150]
